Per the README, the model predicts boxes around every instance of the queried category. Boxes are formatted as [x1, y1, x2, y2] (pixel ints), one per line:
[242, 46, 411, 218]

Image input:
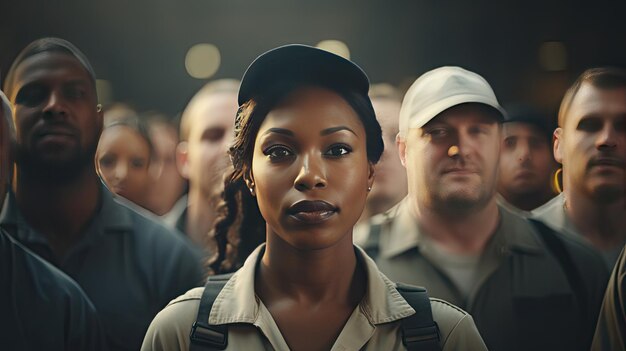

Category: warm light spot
[316, 40, 350, 60]
[185, 43, 221, 79]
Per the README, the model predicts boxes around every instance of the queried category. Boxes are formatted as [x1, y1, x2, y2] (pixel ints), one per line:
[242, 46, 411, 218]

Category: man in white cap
[367, 66, 609, 351]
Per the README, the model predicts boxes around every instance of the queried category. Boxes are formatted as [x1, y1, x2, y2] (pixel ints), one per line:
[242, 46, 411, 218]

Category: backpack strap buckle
[190, 322, 228, 349]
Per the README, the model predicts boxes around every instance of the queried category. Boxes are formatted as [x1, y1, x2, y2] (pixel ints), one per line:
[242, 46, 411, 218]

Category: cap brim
[408, 94, 506, 130]
[238, 44, 369, 105]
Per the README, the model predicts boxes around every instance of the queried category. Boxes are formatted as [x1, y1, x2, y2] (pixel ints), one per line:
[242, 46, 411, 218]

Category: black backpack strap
[396, 283, 441, 351]
[189, 276, 231, 351]
[529, 219, 589, 323]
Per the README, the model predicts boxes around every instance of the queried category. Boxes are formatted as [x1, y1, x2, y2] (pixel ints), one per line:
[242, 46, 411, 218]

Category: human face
[498, 122, 556, 197]
[9, 52, 102, 182]
[96, 125, 151, 206]
[179, 92, 237, 199]
[251, 87, 374, 250]
[368, 98, 407, 214]
[399, 104, 501, 214]
[555, 84, 626, 203]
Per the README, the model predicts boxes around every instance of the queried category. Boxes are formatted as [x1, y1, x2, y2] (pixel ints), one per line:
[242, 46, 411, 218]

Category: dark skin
[249, 87, 374, 351]
[8, 52, 103, 261]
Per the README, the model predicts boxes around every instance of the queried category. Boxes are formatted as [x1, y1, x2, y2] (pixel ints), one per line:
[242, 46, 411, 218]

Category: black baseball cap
[503, 105, 556, 138]
[238, 44, 370, 106]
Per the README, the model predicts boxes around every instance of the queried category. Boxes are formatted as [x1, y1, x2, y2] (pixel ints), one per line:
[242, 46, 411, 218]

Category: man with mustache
[0, 37, 204, 351]
[368, 66, 609, 350]
[497, 106, 558, 213]
[533, 67, 626, 269]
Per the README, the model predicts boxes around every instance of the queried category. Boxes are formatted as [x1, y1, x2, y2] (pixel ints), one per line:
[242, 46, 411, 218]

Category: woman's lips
[287, 200, 338, 224]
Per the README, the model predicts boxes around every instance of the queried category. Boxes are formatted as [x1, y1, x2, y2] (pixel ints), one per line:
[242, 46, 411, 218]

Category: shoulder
[113, 196, 199, 253]
[142, 287, 204, 351]
[429, 298, 487, 350]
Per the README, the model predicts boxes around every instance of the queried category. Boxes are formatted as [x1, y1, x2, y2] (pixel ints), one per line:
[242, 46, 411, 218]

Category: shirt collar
[209, 244, 415, 326]
[380, 196, 546, 259]
[0, 183, 134, 239]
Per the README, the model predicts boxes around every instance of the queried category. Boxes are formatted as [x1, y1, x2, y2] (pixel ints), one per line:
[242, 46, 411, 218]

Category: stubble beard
[16, 142, 98, 186]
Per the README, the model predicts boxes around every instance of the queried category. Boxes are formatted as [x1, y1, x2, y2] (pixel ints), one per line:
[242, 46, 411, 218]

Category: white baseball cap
[398, 66, 505, 138]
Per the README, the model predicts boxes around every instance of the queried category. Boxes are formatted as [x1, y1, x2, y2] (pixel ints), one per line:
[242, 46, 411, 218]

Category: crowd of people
[0, 37, 624, 351]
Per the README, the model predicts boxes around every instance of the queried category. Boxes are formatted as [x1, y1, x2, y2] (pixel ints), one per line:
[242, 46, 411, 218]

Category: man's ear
[176, 142, 190, 179]
[396, 133, 408, 168]
[553, 128, 563, 164]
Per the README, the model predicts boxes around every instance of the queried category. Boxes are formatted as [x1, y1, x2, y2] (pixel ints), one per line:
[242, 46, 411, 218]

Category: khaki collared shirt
[366, 197, 609, 351]
[142, 244, 487, 351]
[532, 193, 625, 268]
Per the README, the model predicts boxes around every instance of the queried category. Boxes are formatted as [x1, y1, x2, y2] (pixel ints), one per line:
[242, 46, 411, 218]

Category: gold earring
[553, 168, 563, 193]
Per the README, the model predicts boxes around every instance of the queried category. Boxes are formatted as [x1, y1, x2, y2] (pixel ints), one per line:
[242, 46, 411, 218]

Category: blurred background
[2, 0, 625, 118]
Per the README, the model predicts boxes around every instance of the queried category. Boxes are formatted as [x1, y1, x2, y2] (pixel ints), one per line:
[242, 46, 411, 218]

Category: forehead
[566, 83, 626, 125]
[426, 103, 500, 127]
[261, 87, 363, 133]
[191, 91, 238, 130]
[503, 122, 546, 137]
[11, 52, 94, 96]
[100, 125, 149, 148]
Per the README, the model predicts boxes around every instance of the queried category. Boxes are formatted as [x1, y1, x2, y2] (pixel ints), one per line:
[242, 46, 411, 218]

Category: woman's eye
[325, 144, 352, 157]
[263, 145, 293, 160]
[131, 158, 146, 168]
[99, 155, 115, 168]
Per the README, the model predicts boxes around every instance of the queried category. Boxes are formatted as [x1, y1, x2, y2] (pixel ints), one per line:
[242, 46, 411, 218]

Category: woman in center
[142, 45, 486, 351]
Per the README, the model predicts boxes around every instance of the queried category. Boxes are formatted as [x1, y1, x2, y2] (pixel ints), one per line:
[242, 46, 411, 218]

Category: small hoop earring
[96, 104, 102, 112]
[553, 168, 563, 193]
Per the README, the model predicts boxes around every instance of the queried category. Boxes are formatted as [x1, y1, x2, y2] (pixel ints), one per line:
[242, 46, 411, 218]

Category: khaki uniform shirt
[366, 197, 609, 351]
[142, 244, 488, 351]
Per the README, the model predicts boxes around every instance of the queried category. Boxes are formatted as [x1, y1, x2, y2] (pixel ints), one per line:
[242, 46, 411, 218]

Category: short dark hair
[558, 67, 626, 127]
[3, 37, 97, 100]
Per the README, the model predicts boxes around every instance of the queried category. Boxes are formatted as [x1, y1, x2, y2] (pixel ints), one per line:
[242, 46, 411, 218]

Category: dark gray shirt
[0, 186, 206, 351]
[0, 228, 106, 350]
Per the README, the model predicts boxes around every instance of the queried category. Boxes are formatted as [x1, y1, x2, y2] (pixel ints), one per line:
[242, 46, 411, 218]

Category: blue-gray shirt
[0, 185, 206, 351]
[0, 228, 106, 350]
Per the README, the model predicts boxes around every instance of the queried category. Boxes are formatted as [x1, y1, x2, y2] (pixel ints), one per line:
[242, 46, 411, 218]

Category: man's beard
[428, 184, 495, 217]
[16, 143, 97, 186]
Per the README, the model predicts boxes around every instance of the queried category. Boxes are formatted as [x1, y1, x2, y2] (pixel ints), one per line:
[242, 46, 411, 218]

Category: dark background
[2, 0, 625, 119]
